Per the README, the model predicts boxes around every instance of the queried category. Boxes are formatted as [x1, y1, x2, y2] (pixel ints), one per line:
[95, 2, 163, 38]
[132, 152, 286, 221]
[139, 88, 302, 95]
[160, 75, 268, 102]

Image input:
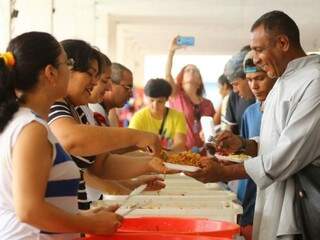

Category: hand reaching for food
[148, 157, 180, 174]
[211, 130, 242, 155]
[185, 157, 227, 183]
[133, 175, 166, 192]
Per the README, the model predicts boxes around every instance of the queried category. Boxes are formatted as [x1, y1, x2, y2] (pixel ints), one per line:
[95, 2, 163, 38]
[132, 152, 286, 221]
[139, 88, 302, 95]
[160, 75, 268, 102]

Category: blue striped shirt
[0, 107, 80, 239]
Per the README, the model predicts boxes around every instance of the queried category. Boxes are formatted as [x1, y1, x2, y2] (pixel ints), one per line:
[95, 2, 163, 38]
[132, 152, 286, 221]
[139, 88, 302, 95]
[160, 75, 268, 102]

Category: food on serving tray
[164, 151, 202, 167]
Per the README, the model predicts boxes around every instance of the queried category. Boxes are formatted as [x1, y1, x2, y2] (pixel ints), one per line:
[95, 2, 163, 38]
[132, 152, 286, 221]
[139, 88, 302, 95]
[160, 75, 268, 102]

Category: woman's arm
[49, 116, 161, 157]
[172, 133, 187, 152]
[12, 122, 121, 234]
[165, 36, 183, 96]
[83, 170, 131, 195]
[89, 153, 170, 180]
[213, 103, 222, 125]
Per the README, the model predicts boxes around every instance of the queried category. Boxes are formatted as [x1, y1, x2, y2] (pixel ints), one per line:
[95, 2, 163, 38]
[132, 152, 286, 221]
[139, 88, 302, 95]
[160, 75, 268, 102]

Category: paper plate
[215, 154, 251, 163]
[164, 162, 200, 172]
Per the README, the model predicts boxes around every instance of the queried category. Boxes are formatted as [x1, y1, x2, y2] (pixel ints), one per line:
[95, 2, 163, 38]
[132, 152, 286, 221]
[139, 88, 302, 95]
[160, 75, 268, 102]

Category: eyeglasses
[56, 58, 75, 70]
[113, 82, 133, 91]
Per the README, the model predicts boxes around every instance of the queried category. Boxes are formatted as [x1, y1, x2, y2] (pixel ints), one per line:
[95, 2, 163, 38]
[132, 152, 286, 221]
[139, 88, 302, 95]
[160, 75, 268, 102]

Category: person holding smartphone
[165, 36, 215, 152]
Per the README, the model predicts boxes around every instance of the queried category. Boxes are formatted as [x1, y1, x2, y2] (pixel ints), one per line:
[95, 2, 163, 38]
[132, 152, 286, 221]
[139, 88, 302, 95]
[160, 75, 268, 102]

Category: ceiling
[96, 0, 320, 55]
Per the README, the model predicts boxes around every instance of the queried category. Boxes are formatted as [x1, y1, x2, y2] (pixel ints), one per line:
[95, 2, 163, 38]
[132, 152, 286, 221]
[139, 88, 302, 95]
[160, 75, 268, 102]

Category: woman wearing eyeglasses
[48, 39, 172, 211]
[0, 32, 122, 240]
[76, 53, 166, 199]
[165, 36, 215, 152]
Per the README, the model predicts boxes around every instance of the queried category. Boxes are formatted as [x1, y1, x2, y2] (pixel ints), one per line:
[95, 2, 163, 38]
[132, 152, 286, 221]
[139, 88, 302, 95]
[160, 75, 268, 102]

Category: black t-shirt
[224, 92, 255, 134]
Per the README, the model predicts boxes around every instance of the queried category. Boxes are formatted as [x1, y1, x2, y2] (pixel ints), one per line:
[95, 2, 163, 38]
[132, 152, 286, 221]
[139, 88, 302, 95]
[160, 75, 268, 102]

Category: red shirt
[169, 88, 215, 149]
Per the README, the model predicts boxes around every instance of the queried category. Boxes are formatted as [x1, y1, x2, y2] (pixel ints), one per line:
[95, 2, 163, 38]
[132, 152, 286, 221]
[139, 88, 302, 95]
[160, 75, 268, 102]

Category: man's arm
[187, 158, 248, 183]
[213, 130, 258, 157]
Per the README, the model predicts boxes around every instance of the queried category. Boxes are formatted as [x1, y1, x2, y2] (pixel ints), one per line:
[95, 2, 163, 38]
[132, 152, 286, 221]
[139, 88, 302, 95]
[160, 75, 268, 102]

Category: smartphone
[176, 36, 195, 46]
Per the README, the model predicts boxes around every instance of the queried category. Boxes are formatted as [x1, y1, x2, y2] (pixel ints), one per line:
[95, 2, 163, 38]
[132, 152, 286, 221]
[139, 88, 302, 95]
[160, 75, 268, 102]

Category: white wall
[1, 0, 97, 44]
[53, 0, 96, 43]
[0, 0, 142, 85]
[0, 0, 11, 51]
[13, 0, 53, 37]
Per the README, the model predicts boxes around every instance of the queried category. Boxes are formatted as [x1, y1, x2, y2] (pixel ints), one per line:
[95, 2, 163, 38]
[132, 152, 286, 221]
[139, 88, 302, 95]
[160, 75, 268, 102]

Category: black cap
[144, 78, 172, 98]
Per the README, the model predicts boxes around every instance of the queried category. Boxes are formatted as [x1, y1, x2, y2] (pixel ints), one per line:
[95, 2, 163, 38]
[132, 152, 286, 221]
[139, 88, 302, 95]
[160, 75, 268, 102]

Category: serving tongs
[115, 184, 147, 215]
[116, 199, 152, 217]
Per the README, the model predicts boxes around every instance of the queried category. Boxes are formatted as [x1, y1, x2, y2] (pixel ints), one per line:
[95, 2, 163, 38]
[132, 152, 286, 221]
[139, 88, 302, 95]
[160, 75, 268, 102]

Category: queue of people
[0, 10, 319, 240]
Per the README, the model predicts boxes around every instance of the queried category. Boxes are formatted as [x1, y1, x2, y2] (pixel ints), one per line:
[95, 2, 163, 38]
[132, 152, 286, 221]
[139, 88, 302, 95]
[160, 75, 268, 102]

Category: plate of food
[215, 153, 251, 163]
[163, 151, 201, 172]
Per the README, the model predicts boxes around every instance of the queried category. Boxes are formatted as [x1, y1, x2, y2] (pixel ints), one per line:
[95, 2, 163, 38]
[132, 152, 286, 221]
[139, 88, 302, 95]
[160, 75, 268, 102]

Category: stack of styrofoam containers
[100, 174, 242, 223]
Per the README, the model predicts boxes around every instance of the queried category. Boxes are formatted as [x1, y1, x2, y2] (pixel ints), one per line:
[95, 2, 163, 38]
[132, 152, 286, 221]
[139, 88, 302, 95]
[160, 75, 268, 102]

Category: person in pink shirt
[165, 36, 215, 151]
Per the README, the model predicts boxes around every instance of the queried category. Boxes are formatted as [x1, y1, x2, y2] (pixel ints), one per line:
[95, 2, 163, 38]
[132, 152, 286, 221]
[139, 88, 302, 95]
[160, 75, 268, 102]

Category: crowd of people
[0, 10, 319, 240]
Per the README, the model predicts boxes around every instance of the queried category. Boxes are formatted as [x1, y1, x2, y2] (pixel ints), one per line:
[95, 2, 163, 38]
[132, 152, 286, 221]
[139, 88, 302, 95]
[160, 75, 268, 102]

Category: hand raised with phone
[170, 36, 195, 52]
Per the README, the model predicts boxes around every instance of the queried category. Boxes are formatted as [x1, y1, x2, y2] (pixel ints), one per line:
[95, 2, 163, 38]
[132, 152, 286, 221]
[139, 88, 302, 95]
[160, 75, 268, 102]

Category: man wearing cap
[238, 51, 276, 240]
[129, 78, 187, 152]
[223, 46, 256, 135]
[188, 11, 320, 239]
[223, 47, 256, 194]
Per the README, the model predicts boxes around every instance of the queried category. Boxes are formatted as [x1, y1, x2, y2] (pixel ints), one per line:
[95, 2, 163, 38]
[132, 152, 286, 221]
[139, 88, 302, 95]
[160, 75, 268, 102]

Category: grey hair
[110, 63, 132, 84]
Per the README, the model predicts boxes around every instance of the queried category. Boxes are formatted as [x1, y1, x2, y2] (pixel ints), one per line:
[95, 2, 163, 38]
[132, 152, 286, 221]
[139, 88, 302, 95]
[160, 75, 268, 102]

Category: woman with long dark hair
[48, 39, 171, 211]
[0, 32, 122, 240]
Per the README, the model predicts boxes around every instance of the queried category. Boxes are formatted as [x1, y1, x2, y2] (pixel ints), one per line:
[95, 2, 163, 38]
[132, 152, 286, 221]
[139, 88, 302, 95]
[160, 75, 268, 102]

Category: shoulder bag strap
[159, 107, 169, 135]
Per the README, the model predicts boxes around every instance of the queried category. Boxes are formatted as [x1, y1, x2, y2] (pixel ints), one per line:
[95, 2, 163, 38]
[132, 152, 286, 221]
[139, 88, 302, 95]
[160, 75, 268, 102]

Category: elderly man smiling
[188, 11, 320, 240]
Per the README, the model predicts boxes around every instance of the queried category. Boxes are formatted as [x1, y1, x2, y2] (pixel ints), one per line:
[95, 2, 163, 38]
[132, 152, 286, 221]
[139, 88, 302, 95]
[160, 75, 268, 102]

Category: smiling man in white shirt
[188, 10, 320, 240]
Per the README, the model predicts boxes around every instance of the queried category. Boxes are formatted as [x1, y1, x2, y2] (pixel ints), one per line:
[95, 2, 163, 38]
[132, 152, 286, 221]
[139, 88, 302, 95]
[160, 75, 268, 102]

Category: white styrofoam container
[96, 198, 236, 209]
[142, 188, 233, 196]
[95, 197, 242, 223]
[101, 194, 235, 201]
[124, 207, 242, 223]
[163, 184, 223, 191]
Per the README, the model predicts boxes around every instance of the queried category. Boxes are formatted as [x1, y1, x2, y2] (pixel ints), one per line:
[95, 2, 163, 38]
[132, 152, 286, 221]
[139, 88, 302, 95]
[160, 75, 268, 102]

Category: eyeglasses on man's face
[113, 81, 133, 91]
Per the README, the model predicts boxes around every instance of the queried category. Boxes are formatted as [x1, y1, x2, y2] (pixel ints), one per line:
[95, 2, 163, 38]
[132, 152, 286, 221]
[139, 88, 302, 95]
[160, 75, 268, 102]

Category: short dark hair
[218, 74, 232, 89]
[251, 11, 301, 48]
[100, 53, 111, 67]
[144, 78, 172, 99]
[61, 39, 103, 75]
[0, 31, 61, 132]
